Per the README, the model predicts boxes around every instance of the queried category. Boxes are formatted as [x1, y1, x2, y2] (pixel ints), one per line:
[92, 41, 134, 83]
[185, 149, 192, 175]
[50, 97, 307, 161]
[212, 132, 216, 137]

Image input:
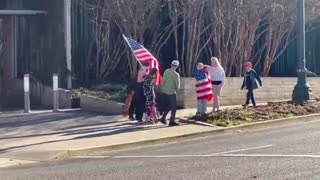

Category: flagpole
[122, 34, 146, 73]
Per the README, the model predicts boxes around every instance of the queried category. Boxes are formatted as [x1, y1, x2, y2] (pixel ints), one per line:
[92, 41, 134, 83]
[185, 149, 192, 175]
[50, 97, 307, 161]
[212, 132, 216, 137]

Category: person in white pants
[207, 57, 226, 112]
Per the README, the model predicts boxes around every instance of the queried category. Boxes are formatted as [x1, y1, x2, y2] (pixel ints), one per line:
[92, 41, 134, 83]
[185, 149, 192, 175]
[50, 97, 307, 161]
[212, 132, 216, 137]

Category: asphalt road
[2, 120, 320, 180]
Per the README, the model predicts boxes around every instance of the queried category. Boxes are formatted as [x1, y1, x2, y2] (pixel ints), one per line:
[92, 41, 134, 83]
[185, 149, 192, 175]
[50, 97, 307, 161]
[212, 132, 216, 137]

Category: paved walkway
[0, 105, 258, 167]
[0, 109, 220, 163]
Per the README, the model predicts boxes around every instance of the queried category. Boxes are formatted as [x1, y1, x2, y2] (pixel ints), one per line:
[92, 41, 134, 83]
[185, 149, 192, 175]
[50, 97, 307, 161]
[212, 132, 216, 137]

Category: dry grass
[191, 101, 320, 127]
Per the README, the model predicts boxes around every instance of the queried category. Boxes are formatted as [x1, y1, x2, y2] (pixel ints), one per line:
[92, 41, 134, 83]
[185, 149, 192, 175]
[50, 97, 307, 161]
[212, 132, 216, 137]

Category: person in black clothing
[134, 61, 150, 122]
[155, 92, 164, 116]
[127, 77, 137, 120]
[241, 62, 262, 107]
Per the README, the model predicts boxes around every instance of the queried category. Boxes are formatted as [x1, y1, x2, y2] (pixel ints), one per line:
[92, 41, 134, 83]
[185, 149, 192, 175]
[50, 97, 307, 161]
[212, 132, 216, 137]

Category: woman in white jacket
[207, 57, 226, 112]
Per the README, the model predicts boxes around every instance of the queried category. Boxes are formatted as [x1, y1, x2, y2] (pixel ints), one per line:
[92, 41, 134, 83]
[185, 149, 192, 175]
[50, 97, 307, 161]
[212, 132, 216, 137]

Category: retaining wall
[177, 77, 319, 108]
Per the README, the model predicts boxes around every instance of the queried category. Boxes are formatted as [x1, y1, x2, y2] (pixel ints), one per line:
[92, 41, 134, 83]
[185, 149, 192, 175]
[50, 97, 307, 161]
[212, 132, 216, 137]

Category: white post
[64, 0, 72, 89]
[24, 74, 30, 113]
[53, 74, 59, 112]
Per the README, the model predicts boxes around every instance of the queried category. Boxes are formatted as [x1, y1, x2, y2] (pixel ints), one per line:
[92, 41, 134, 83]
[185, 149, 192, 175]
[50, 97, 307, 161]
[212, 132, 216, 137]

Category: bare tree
[207, 0, 268, 76]
[258, 0, 296, 76]
[306, 0, 320, 25]
[167, 0, 213, 76]
[92, 0, 125, 82]
[76, 0, 320, 81]
[114, 0, 164, 77]
[207, 0, 320, 77]
[81, 0, 125, 83]
[259, 0, 320, 76]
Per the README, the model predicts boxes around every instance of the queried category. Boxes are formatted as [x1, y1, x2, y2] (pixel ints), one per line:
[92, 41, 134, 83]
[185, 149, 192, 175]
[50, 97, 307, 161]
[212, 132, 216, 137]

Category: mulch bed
[191, 101, 320, 127]
[72, 84, 127, 103]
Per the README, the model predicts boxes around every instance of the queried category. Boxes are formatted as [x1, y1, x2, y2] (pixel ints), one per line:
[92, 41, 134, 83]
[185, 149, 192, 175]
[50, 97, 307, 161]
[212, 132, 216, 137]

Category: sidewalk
[0, 104, 263, 167]
[0, 109, 219, 163]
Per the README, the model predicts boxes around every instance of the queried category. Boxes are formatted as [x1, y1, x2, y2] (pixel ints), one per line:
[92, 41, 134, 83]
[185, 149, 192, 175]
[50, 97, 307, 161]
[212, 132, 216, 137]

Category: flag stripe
[195, 70, 213, 101]
[198, 94, 213, 100]
[196, 81, 211, 88]
[136, 54, 151, 58]
[124, 35, 162, 85]
[197, 88, 212, 94]
[196, 84, 212, 91]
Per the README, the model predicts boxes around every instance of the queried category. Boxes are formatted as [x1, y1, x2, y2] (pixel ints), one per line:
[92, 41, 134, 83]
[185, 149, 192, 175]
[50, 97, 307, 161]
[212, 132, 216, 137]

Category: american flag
[123, 35, 162, 85]
[194, 70, 213, 101]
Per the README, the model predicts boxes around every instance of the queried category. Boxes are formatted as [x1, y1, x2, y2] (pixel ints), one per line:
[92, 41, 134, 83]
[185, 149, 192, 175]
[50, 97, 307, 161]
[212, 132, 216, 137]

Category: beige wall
[177, 77, 319, 108]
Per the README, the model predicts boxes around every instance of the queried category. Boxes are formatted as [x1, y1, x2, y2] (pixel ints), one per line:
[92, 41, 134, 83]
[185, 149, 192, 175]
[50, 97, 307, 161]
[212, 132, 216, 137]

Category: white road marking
[221, 154, 320, 158]
[74, 156, 111, 159]
[208, 144, 275, 156]
[74, 155, 217, 159]
[74, 144, 274, 159]
[74, 153, 320, 159]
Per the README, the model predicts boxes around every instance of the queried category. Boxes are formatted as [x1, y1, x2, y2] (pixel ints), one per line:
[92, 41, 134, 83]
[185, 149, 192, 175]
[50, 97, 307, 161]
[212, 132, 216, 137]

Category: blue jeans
[197, 100, 208, 114]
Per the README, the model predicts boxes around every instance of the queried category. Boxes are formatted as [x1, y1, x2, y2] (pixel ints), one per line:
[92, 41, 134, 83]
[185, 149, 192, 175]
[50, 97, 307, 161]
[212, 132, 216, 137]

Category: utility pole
[292, 0, 310, 104]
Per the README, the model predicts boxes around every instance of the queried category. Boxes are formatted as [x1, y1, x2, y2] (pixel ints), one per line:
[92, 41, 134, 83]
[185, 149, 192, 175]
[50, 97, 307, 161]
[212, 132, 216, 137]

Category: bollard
[53, 74, 59, 112]
[24, 74, 30, 113]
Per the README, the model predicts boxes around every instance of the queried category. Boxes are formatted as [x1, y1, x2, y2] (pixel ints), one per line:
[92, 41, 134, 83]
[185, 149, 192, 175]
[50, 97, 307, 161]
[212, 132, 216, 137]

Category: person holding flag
[122, 35, 162, 85]
[123, 35, 162, 122]
[134, 62, 150, 122]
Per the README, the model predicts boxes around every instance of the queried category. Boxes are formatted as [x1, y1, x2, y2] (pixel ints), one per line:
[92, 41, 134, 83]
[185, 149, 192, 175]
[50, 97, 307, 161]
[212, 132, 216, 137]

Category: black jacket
[241, 69, 262, 90]
[127, 78, 137, 94]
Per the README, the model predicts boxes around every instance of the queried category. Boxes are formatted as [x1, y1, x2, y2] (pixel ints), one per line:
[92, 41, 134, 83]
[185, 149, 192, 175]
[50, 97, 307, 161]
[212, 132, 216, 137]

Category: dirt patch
[191, 101, 320, 127]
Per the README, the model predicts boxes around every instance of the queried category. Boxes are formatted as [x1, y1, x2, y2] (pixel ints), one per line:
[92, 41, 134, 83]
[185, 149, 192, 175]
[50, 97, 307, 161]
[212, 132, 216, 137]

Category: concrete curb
[0, 109, 81, 118]
[63, 113, 320, 158]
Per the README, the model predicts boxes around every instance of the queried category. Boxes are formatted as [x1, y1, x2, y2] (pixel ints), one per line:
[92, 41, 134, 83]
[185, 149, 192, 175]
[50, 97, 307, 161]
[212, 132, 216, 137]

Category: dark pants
[134, 83, 145, 121]
[128, 98, 135, 118]
[161, 94, 177, 122]
[135, 97, 145, 121]
[155, 93, 164, 115]
[246, 89, 256, 106]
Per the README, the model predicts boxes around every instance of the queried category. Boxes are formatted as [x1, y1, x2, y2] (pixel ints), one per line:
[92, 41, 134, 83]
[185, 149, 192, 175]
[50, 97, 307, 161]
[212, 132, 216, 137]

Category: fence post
[24, 74, 30, 113]
[53, 74, 59, 112]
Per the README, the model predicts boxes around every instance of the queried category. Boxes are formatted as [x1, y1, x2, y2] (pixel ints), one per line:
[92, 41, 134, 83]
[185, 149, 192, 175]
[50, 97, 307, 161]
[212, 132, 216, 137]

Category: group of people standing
[127, 57, 263, 124]
[128, 60, 181, 126]
[194, 58, 263, 116]
[194, 57, 226, 116]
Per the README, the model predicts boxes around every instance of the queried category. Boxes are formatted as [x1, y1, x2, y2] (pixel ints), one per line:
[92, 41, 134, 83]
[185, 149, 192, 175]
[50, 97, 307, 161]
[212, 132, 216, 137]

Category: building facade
[0, 0, 71, 108]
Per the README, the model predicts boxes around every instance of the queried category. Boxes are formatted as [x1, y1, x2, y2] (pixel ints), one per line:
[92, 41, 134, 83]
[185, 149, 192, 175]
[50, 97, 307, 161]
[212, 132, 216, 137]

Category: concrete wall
[0, 79, 24, 108]
[30, 80, 72, 109]
[0, 0, 69, 108]
[178, 77, 320, 108]
[80, 95, 124, 115]
[0, 77, 72, 109]
[0, 16, 25, 108]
